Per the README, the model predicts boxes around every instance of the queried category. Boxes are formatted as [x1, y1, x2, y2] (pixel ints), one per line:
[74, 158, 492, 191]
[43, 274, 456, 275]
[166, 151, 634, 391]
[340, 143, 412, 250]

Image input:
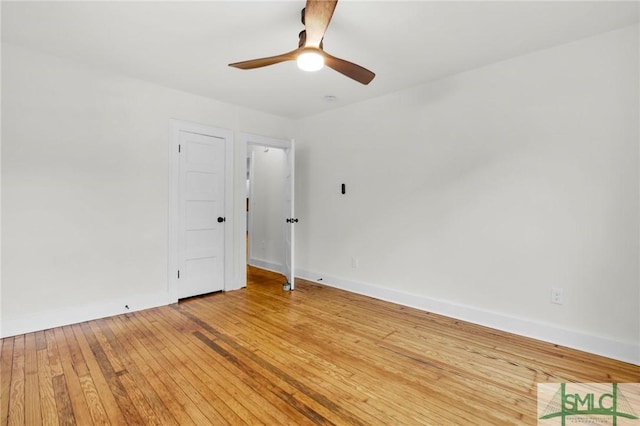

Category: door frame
[168, 119, 234, 303]
[239, 133, 294, 289]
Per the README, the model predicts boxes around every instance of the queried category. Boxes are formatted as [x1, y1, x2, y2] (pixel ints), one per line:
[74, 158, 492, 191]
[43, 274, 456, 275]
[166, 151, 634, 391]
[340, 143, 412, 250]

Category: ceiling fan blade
[323, 52, 375, 85]
[229, 48, 301, 69]
[304, 0, 338, 47]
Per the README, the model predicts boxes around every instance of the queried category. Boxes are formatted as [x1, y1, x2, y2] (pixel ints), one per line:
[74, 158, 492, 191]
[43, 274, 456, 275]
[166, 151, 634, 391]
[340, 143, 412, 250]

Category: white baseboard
[4, 269, 637, 366]
[296, 268, 639, 366]
[1, 291, 170, 338]
[248, 258, 284, 275]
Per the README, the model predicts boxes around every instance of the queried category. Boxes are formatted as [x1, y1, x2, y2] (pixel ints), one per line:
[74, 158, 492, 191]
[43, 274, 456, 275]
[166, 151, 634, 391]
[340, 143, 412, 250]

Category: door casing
[239, 133, 295, 289]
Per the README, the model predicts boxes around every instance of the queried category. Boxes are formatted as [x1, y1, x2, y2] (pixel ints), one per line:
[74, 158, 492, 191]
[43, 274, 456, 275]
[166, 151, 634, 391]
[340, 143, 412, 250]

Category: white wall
[0, 42, 294, 336]
[294, 25, 640, 364]
[248, 146, 286, 272]
[2, 25, 638, 364]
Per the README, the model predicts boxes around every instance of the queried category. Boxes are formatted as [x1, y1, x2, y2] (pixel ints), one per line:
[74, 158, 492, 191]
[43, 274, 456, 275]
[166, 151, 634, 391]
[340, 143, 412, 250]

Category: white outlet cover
[551, 287, 564, 305]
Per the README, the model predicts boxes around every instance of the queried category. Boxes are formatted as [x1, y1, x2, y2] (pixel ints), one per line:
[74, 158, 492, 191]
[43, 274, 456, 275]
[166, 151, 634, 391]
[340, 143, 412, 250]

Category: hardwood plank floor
[1, 266, 638, 425]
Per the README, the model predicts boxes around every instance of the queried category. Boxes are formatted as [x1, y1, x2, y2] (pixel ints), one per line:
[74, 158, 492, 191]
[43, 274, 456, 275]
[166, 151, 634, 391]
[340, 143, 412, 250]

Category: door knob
[217, 217, 226, 223]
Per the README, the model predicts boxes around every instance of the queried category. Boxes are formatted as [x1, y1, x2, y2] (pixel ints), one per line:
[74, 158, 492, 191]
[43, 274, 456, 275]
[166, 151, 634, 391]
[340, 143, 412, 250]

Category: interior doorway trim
[168, 119, 234, 303]
[238, 133, 294, 290]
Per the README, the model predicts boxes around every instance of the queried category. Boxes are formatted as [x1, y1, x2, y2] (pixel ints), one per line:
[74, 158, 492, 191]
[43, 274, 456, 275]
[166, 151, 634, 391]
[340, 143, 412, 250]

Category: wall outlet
[351, 257, 359, 268]
[551, 287, 564, 305]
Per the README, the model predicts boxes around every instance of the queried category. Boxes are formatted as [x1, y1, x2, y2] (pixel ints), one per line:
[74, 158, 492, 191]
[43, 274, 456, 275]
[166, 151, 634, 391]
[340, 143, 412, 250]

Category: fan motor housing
[298, 30, 323, 49]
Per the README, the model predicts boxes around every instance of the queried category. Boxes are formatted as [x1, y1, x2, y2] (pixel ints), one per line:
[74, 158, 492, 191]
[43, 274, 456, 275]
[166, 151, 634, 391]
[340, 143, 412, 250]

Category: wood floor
[1, 267, 638, 425]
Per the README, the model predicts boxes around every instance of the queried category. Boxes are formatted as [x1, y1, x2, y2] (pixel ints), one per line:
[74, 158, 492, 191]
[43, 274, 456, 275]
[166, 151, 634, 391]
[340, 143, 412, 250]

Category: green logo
[538, 383, 640, 425]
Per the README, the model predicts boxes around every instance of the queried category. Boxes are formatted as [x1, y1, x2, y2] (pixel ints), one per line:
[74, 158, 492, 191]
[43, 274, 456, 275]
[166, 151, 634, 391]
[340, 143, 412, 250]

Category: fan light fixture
[297, 50, 324, 72]
[228, 0, 375, 85]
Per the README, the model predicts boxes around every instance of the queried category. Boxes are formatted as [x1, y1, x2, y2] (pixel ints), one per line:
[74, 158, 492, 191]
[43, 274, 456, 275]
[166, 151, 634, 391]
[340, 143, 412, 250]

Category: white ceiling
[2, 1, 638, 119]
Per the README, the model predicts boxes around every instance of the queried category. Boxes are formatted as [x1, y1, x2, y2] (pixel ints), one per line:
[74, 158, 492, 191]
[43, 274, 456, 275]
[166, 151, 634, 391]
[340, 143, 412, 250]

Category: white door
[178, 131, 226, 298]
[282, 142, 295, 290]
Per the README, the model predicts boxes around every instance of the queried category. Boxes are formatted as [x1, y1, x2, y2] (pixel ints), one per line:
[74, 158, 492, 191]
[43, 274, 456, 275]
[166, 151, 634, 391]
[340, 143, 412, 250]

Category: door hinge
[178, 144, 181, 153]
[177, 270, 180, 279]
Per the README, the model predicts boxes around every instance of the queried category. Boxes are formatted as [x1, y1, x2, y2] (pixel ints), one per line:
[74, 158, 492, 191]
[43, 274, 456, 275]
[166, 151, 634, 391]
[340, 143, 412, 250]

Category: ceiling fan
[228, 0, 375, 85]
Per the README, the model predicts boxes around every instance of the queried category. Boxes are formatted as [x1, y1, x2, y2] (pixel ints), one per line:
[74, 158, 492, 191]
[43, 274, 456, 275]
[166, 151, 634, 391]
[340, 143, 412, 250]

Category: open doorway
[247, 145, 285, 272]
[241, 134, 295, 290]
